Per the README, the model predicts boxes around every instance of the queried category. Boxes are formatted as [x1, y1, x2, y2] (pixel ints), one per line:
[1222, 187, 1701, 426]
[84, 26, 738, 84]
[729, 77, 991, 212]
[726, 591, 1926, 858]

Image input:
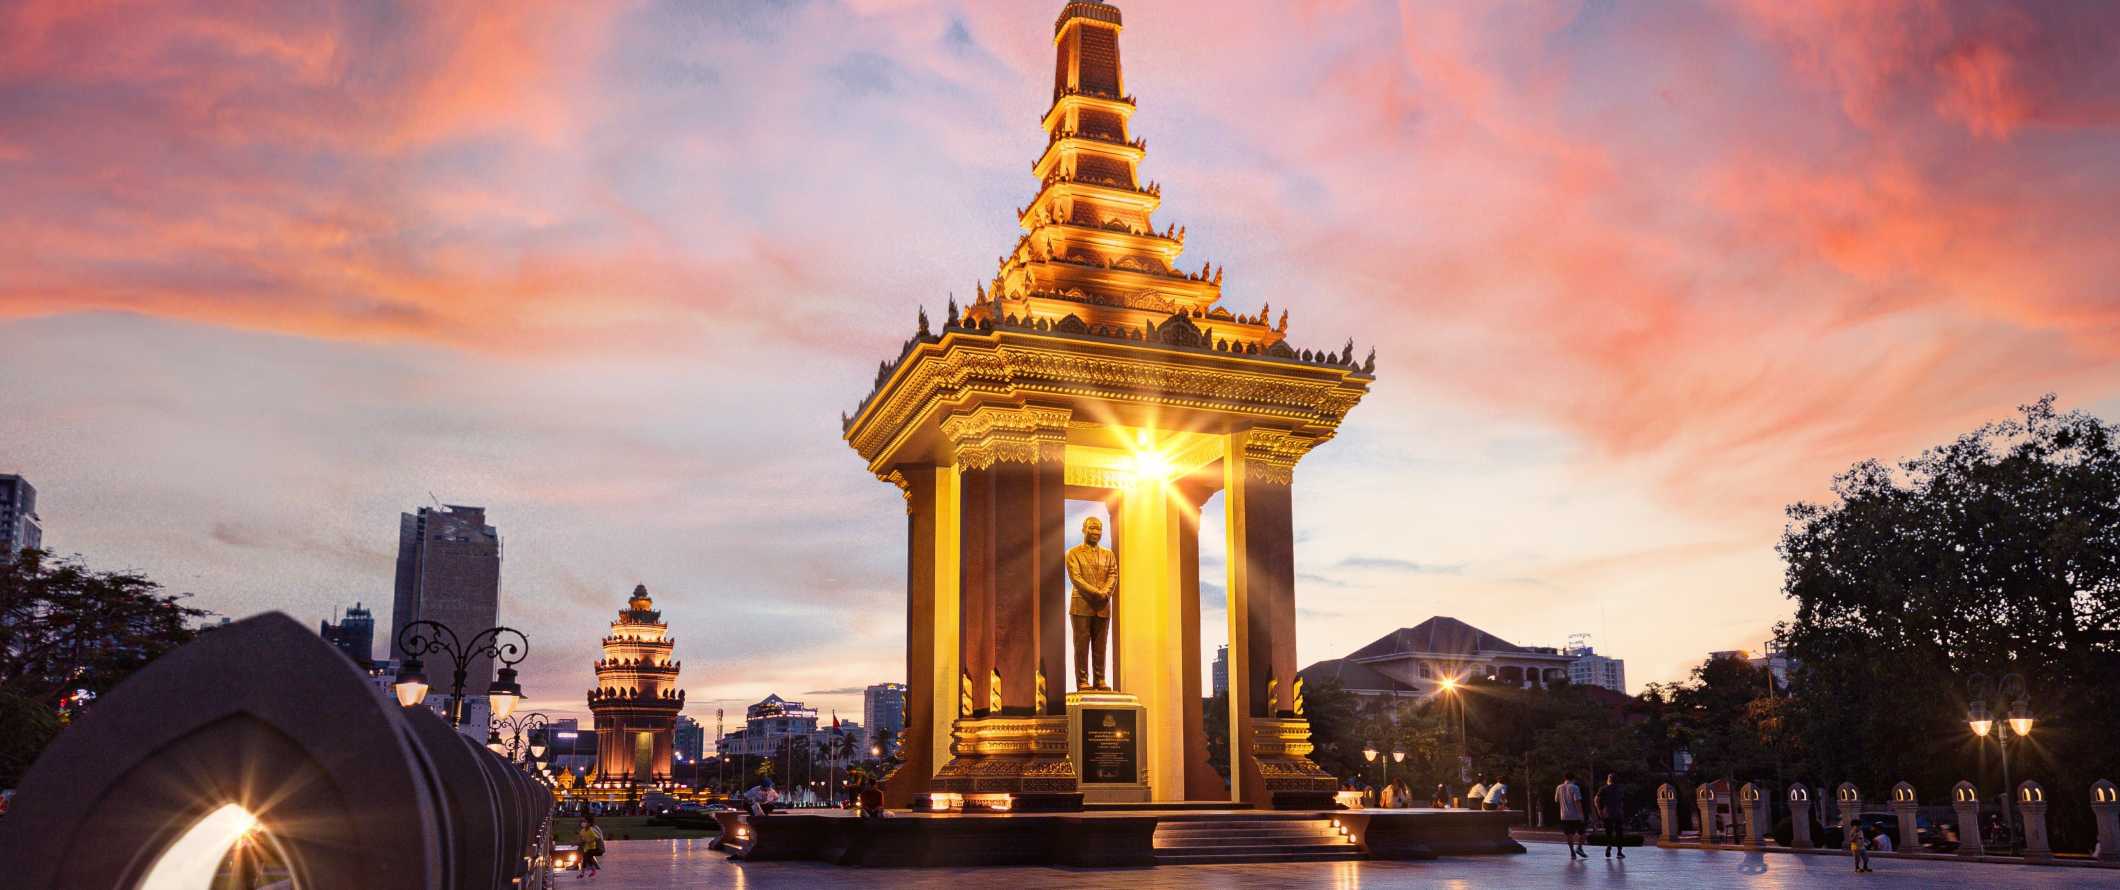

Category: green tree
[0, 550, 205, 718]
[1778, 396, 2120, 851]
[1203, 691, 1231, 779]
[0, 690, 59, 787]
[1300, 677, 1365, 782]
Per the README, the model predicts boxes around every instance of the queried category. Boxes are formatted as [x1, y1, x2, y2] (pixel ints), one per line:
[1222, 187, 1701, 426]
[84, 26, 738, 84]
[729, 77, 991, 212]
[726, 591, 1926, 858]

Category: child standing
[1849, 824, 1871, 873]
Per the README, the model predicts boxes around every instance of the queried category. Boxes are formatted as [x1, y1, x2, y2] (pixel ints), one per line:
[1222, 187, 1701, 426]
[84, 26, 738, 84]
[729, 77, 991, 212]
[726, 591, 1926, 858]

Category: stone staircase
[1152, 817, 1364, 865]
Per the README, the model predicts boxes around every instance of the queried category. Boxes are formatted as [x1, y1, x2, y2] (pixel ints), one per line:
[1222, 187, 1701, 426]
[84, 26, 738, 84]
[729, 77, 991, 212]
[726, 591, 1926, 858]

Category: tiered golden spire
[966, 0, 1287, 354]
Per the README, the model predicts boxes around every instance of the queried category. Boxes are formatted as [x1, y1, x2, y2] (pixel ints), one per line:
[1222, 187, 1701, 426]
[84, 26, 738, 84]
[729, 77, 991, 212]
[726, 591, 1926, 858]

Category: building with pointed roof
[844, 0, 1374, 808]
[587, 584, 685, 792]
[1300, 616, 1581, 702]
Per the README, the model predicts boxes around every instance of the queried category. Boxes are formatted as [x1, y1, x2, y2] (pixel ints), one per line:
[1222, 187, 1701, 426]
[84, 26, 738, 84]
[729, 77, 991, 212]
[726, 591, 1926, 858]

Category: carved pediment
[1155, 312, 1205, 348]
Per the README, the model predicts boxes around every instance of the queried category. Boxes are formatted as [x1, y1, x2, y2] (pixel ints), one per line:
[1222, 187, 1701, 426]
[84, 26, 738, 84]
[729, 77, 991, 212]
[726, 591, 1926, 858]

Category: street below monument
[587, 838, 2120, 889]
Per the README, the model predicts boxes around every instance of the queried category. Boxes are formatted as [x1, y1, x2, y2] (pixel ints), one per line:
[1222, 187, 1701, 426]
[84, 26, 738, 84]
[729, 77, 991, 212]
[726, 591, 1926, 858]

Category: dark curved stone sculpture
[0, 611, 551, 889]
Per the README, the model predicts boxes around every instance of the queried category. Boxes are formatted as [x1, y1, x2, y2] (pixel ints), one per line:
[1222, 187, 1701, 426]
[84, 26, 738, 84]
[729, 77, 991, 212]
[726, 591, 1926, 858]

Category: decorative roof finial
[917, 306, 931, 336]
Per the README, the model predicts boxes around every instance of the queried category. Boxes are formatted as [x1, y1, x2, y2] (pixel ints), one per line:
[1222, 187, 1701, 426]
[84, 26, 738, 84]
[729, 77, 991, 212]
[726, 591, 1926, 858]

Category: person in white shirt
[1555, 773, 1587, 858]
[1468, 776, 1489, 811]
[1485, 780, 1509, 811]
[1872, 829, 1894, 853]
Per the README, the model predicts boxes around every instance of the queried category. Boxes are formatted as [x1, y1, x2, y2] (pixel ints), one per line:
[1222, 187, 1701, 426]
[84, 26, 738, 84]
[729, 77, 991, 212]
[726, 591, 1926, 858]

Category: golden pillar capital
[942, 405, 1072, 470]
[881, 469, 914, 513]
[1239, 428, 1319, 485]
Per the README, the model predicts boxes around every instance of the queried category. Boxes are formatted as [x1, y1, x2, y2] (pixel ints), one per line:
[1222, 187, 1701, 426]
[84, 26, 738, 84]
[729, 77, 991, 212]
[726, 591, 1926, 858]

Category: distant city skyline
[4, 2, 2118, 730]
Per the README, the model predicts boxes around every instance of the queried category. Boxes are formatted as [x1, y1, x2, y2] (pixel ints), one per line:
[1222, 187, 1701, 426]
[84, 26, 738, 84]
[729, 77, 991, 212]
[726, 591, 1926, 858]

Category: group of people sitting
[738, 774, 888, 819]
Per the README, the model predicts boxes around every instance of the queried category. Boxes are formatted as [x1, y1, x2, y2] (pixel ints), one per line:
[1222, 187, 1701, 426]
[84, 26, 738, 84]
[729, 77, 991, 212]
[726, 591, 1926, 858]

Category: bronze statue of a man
[1065, 516, 1118, 690]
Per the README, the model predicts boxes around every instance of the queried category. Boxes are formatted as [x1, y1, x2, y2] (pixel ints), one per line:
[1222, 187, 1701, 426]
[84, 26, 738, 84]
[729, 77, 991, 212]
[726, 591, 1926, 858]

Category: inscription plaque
[1079, 707, 1139, 784]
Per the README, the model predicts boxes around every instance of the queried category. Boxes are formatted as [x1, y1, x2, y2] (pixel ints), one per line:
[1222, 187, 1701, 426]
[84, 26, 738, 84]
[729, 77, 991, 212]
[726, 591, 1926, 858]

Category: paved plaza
[587, 838, 2120, 889]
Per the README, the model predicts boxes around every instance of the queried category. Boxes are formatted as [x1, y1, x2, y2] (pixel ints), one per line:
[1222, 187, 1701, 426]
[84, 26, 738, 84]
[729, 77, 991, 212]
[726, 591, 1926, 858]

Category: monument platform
[713, 807, 1523, 868]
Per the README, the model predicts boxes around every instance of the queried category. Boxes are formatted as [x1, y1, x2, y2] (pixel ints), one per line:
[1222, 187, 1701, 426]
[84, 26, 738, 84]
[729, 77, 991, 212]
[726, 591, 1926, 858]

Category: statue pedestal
[1069, 691, 1149, 803]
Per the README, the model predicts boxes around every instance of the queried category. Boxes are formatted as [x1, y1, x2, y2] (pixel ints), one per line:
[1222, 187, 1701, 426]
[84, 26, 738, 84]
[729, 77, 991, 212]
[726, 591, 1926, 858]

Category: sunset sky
[3, 0, 2117, 726]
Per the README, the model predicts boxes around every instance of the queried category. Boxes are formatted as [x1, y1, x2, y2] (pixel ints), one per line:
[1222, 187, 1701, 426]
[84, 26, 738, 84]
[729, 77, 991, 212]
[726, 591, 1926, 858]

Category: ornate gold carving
[1265, 677, 1278, 715]
[1293, 676, 1307, 717]
[1242, 428, 1317, 485]
[940, 404, 1072, 470]
[845, 333, 1370, 474]
[1251, 716, 1338, 793]
[882, 469, 913, 513]
[960, 671, 974, 718]
[1035, 667, 1048, 712]
[990, 668, 1004, 714]
[1065, 464, 1131, 489]
[934, 710, 1080, 795]
[948, 714, 1072, 757]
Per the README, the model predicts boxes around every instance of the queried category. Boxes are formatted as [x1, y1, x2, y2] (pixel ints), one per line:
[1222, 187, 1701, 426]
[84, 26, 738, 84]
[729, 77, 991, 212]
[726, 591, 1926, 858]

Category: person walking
[575, 813, 605, 879]
[1850, 824, 1872, 873]
[1595, 774, 1627, 859]
[1556, 773, 1588, 858]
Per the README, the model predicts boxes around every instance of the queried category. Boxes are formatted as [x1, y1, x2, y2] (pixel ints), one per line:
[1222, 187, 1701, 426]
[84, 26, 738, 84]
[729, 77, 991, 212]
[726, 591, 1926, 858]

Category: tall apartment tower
[0, 474, 43, 556]
[862, 683, 907, 755]
[320, 602, 378, 668]
[391, 505, 502, 693]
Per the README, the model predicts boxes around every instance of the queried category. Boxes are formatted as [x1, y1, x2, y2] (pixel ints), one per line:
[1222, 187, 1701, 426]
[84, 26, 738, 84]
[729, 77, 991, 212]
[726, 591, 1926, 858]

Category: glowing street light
[392, 620, 530, 728]
[392, 659, 430, 708]
[1966, 672, 2036, 856]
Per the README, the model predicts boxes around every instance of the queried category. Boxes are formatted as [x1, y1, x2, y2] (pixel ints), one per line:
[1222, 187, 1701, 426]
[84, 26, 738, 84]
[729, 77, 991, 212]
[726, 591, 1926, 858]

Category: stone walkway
[580, 838, 2120, 888]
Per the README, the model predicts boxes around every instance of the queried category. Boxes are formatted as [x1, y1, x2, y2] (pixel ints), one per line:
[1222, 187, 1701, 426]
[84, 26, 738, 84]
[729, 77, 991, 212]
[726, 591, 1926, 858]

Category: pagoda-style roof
[844, 0, 1374, 479]
[1348, 617, 1526, 661]
[1297, 658, 1417, 696]
[618, 583, 662, 623]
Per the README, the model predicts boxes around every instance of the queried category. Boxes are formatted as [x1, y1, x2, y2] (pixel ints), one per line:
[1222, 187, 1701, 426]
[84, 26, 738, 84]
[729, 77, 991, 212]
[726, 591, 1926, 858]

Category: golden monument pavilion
[584, 584, 686, 796]
[843, 0, 1372, 809]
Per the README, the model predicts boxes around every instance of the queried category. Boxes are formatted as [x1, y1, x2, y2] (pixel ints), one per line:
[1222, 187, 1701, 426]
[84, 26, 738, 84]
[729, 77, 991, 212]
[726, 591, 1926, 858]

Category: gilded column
[891, 467, 939, 807]
[932, 406, 1078, 805]
[1225, 429, 1336, 808]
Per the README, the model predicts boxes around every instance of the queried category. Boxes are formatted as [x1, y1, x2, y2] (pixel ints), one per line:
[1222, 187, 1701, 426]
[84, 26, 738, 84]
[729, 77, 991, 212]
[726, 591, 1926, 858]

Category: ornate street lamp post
[1967, 672, 2036, 856]
[489, 711, 551, 765]
[392, 620, 529, 727]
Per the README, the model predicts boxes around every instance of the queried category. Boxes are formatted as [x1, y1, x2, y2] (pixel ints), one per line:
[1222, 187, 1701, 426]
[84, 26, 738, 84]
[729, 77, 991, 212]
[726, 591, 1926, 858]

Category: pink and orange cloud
[3, 0, 2117, 704]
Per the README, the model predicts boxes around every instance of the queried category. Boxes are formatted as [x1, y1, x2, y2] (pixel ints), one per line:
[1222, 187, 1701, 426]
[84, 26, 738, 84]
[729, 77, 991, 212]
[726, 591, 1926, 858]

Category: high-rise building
[0, 474, 43, 556]
[674, 715, 705, 763]
[319, 602, 377, 668]
[1565, 637, 1627, 694]
[390, 505, 502, 704]
[861, 683, 906, 756]
[1212, 645, 1229, 697]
